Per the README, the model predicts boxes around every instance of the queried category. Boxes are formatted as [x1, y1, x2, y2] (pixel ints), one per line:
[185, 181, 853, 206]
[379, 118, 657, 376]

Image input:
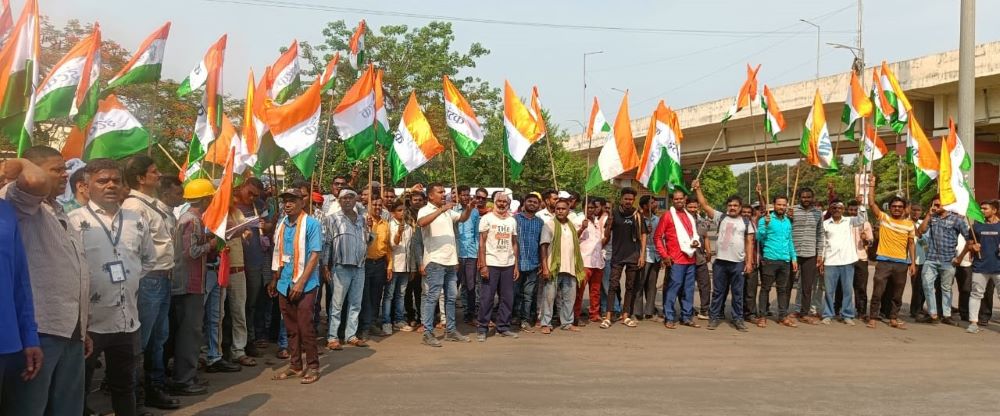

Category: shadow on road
[193, 393, 270, 416]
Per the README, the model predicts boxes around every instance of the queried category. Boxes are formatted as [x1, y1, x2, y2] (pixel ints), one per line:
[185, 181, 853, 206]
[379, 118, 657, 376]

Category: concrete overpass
[568, 41, 1000, 200]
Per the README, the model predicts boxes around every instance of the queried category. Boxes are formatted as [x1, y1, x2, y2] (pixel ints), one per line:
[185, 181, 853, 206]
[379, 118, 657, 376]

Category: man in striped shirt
[323, 189, 370, 349]
[790, 188, 825, 324]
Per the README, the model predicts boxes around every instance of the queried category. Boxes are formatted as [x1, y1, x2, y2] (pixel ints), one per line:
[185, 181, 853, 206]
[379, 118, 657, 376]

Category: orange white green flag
[374, 69, 392, 146]
[203, 147, 235, 240]
[799, 89, 837, 171]
[528, 85, 546, 139]
[869, 67, 893, 128]
[178, 34, 226, 162]
[881, 61, 911, 134]
[861, 122, 888, 164]
[503, 80, 542, 180]
[584, 96, 611, 142]
[60, 94, 149, 161]
[319, 52, 339, 93]
[722, 63, 760, 122]
[443, 75, 483, 157]
[348, 20, 365, 70]
[240, 70, 260, 173]
[333, 64, 376, 161]
[636, 101, 685, 193]
[389, 92, 444, 183]
[905, 115, 939, 190]
[761, 85, 785, 142]
[268, 40, 300, 104]
[841, 70, 872, 141]
[34, 23, 100, 122]
[0, 0, 40, 156]
[939, 117, 983, 222]
[106, 22, 170, 91]
[586, 92, 639, 191]
[264, 74, 322, 178]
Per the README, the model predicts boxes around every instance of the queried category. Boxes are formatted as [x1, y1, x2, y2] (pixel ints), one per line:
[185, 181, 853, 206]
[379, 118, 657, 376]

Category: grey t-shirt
[712, 211, 754, 263]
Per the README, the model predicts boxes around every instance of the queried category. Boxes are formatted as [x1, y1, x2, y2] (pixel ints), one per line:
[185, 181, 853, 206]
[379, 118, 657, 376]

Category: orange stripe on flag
[402, 92, 444, 159]
[203, 147, 235, 239]
[612, 92, 639, 172]
[334, 65, 375, 113]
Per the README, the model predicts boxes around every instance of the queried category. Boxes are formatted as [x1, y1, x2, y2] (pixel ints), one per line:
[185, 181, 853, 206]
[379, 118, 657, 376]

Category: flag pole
[501, 135, 508, 190]
[368, 147, 375, 208]
[544, 135, 558, 191]
[695, 127, 726, 181]
[449, 141, 458, 192]
[791, 159, 802, 206]
[379, 147, 384, 196]
[156, 142, 183, 172]
[317, 93, 337, 195]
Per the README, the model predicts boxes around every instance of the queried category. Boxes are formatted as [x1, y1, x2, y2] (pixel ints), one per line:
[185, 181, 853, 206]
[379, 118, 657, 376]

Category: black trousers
[635, 262, 660, 317]
[744, 266, 760, 319]
[797, 256, 819, 316]
[86, 331, 139, 416]
[759, 260, 792, 320]
[870, 262, 908, 320]
[404, 273, 422, 323]
[695, 263, 711, 314]
[609, 262, 641, 316]
[171, 294, 203, 387]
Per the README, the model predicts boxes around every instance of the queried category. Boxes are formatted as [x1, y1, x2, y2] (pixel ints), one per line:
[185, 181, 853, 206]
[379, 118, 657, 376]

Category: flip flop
[599, 319, 611, 329]
[272, 368, 302, 381]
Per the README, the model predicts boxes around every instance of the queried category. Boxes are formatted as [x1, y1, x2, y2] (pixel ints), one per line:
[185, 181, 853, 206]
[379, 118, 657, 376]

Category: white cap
[558, 191, 571, 200]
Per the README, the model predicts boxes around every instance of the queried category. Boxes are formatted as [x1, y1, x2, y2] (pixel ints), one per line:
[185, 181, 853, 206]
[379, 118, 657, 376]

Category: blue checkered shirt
[924, 213, 971, 263]
[515, 212, 543, 271]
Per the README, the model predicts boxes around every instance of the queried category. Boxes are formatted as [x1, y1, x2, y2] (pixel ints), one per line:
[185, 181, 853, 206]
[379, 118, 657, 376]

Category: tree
[698, 165, 738, 208]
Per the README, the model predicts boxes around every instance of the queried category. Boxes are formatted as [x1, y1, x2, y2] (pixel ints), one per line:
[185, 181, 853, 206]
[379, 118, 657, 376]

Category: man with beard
[476, 193, 519, 341]
[655, 190, 698, 329]
[865, 176, 916, 330]
[514, 193, 544, 330]
[634, 196, 660, 321]
[789, 188, 825, 324]
[915, 195, 970, 325]
[693, 180, 753, 331]
[455, 186, 482, 325]
[603, 188, 647, 329]
[540, 199, 585, 332]
[755, 184, 798, 328]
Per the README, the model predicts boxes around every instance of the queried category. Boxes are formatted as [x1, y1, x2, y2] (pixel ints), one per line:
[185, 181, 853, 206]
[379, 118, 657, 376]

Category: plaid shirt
[515, 212, 543, 271]
[924, 213, 971, 263]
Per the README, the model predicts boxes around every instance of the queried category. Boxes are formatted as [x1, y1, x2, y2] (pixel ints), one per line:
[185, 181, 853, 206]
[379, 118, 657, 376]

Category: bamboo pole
[695, 127, 726, 181]
[545, 135, 558, 191]
[449, 142, 458, 192]
[156, 142, 183, 172]
[316, 93, 338, 193]
[791, 160, 802, 206]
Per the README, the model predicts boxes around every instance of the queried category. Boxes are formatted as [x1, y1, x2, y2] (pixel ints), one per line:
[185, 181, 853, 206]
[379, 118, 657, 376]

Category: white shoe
[844, 318, 856, 326]
[820, 317, 832, 325]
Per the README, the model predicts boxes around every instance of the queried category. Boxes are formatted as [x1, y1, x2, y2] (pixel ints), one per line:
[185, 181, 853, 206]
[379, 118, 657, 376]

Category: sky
[47, 0, 1000, 140]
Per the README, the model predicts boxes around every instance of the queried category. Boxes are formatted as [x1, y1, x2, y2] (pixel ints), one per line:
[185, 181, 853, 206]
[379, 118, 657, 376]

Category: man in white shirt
[475, 193, 519, 341]
[540, 199, 585, 333]
[820, 200, 863, 325]
[416, 183, 473, 347]
[576, 199, 606, 324]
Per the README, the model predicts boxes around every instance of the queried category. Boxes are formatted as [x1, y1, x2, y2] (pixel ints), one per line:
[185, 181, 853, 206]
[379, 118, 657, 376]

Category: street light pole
[800, 19, 821, 80]
[959, 0, 975, 189]
[583, 51, 603, 203]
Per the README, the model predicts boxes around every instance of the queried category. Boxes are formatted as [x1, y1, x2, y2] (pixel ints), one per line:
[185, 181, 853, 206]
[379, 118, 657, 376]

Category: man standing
[916, 195, 970, 325]
[233, 178, 270, 358]
[167, 179, 214, 396]
[907, 204, 929, 318]
[70, 159, 155, 416]
[755, 184, 799, 327]
[323, 189, 369, 349]
[476, 193, 519, 341]
[576, 199, 606, 324]
[635, 195, 660, 321]
[965, 200, 1000, 333]
[360, 196, 392, 338]
[0, 150, 88, 416]
[536, 189, 558, 224]
[514, 193, 544, 330]
[455, 185, 482, 325]
[603, 187, 647, 329]
[540, 198, 585, 333]
[690, 198, 713, 320]
[693, 180, 753, 331]
[268, 188, 323, 384]
[790, 187, 825, 324]
[416, 183, 472, 346]
[866, 176, 916, 329]
[741, 204, 759, 322]
[820, 200, 862, 325]
[841, 200, 873, 321]
[655, 190, 697, 329]
[122, 155, 180, 410]
[403, 190, 426, 329]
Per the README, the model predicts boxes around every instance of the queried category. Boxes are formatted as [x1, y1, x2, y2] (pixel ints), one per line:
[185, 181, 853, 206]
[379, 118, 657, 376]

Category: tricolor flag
[636, 101, 684, 193]
[177, 35, 226, 143]
[586, 92, 638, 191]
[529, 85, 546, 139]
[869, 67, 893, 128]
[203, 147, 235, 240]
[34, 24, 100, 122]
[60, 94, 149, 161]
[761, 85, 785, 142]
[443, 75, 483, 157]
[374, 69, 392, 146]
[0, 0, 12, 48]
[319, 52, 340, 93]
[251, 65, 280, 175]
[265, 75, 323, 178]
[503, 80, 541, 180]
[333, 65, 376, 161]
[348, 20, 366, 70]
[183, 99, 216, 180]
[841, 70, 872, 141]
[940, 117, 984, 222]
[906, 115, 939, 190]
[861, 122, 888, 164]
[204, 116, 242, 171]
[881, 61, 911, 134]
[268, 40, 300, 104]
[389, 92, 444, 183]
[584, 96, 611, 141]
[0, 0, 40, 156]
[722, 63, 760, 122]
[106, 22, 170, 90]
[800, 89, 837, 171]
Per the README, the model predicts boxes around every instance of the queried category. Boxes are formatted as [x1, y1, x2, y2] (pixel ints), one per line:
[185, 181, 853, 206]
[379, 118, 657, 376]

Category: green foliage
[698, 165, 738, 208]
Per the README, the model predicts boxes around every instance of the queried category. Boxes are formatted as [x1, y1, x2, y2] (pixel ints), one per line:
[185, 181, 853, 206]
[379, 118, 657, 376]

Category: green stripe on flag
[449, 127, 479, 158]
[646, 152, 686, 194]
[290, 143, 319, 178]
[74, 84, 101, 129]
[252, 132, 286, 176]
[106, 64, 162, 92]
[84, 127, 149, 160]
[388, 147, 409, 184]
[274, 76, 301, 104]
[177, 77, 194, 97]
[843, 120, 858, 142]
[914, 168, 933, 191]
[0, 67, 30, 118]
[503, 132, 524, 180]
[33, 86, 75, 121]
[584, 164, 604, 192]
[344, 125, 377, 162]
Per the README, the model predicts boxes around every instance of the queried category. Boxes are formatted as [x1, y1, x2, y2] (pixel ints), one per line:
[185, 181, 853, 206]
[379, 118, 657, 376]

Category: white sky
[47, 0, 999, 142]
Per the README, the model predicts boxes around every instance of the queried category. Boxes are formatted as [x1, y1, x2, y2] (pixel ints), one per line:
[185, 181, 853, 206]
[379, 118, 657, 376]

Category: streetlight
[800, 19, 821, 80]
[827, 42, 865, 74]
[583, 51, 604, 132]
[611, 87, 628, 94]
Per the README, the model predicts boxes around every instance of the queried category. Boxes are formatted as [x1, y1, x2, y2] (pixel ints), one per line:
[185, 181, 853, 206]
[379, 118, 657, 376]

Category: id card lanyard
[85, 205, 124, 255]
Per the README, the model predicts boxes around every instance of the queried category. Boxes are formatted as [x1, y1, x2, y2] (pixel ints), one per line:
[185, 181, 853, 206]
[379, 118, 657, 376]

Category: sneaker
[444, 331, 470, 342]
[733, 321, 749, 332]
[422, 333, 442, 347]
[520, 321, 533, 332]
[476, 332, 487, 342]
[382, 323, 394, 335]
[393, 322, 405, 331]
[821, 317, 832, 325]
[400, 324, 414, 332]
[206, 359, 241, 373]
[499, 330, 519, 338]
[696, 313, 709, 320]
[844, 318, 857, 326]
[941, 317, 957, 326]
[707, 319, 720, 330]
[967, 323, 981, 334]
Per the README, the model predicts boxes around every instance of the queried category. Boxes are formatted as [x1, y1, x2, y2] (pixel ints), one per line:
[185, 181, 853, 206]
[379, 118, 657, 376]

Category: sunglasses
[889, 204, 905, 209]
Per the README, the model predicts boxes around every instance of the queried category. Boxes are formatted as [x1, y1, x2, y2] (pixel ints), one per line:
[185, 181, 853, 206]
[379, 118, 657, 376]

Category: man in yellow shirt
[866, 176, 916, 330]
[361, 195, 392, 339]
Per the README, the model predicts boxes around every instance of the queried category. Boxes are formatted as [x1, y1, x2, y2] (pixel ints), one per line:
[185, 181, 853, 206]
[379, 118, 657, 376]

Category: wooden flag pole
[501, 141, 508, 190]
[544, 135, 559, 191]
[695, 127, 726, 181]
[449, 142, 459, 192]
[368, 148, 375, 208]
[156, 142, 183, 172]
[317, 93, 338, 193]
[379, 147, 384, 196]
[791, 159, 803, 206]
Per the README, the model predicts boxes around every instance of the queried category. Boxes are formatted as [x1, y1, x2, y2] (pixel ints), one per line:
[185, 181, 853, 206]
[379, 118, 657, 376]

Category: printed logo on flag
[446, 108, 466, 126]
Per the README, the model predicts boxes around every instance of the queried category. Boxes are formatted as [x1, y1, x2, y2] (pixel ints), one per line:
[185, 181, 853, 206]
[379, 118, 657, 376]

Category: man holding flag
[915, 196, 970, 326]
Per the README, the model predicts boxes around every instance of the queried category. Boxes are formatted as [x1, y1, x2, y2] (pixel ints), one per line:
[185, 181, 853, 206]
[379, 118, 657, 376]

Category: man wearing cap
[416, 183, 473, 346]
[268, 187, 323, 384]
[167, 179, 214, 396]
[323, 188, 370, 349]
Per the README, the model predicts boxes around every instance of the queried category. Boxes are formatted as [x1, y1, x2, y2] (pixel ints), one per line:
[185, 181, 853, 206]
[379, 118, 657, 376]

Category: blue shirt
[277, 214, 323, 297]
[0, 200, 38, 353]
[972, 222, 1000, 274]
[456, 208, 481, 259]
[515, 212, 543, 271]
[924, 213, 971, 263]
[757, 213, 797, 262]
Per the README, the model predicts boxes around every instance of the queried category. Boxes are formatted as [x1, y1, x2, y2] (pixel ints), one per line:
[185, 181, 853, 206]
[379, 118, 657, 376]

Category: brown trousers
[870, 262, 908, 320]
[280, 289, 319, 370]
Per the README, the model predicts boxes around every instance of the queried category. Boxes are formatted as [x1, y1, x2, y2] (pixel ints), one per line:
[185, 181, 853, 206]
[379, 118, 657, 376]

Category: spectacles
[475, 196, 487, 200]
[889, 204, 905, 209]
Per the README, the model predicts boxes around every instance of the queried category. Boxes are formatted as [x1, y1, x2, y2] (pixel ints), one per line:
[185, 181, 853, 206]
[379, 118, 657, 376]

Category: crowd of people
[1, 145, 998, 415]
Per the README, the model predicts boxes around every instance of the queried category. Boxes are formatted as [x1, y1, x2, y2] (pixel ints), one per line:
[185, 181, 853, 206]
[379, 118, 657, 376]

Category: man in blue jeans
[693, 180, 753, 331]
[820, 200, 862, 326]
[416, 183, 473, 347]
[323, 189, 370, 349]
[916, 195, 970, 325]
[654, 190, 695, 329]
[514, 193, 544, 330]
